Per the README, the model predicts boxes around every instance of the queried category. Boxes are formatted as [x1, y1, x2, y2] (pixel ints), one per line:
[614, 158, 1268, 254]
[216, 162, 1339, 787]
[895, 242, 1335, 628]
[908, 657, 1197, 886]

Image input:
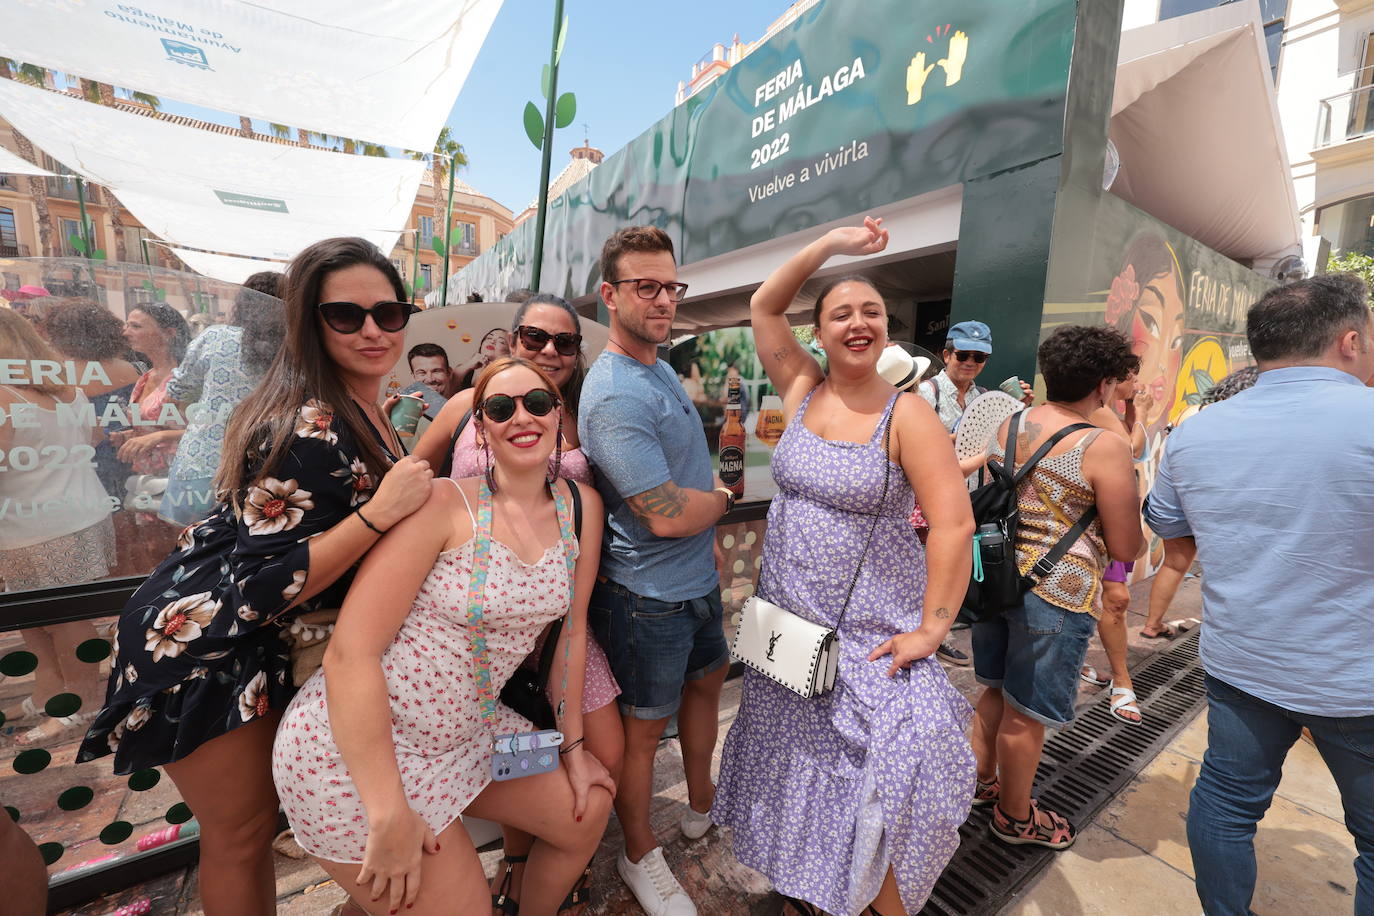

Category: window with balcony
[420, 264, 432, 291]
[59, 217, 83, 257]
[419, 215, 435, 244]
[0, 206, 18, 257]
[454, 220, 478, 255]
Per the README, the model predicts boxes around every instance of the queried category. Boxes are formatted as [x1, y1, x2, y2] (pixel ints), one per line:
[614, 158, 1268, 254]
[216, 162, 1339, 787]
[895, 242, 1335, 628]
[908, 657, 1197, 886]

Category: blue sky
[141, 1, 788, 214]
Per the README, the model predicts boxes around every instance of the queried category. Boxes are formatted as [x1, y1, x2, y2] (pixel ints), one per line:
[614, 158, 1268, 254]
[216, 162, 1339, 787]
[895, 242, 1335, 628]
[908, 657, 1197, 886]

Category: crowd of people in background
[0, 217, 1370, 916]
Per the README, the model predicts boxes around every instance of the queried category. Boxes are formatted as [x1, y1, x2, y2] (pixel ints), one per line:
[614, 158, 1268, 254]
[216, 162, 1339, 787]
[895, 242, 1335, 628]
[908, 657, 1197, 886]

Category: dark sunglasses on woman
[317, 300, 419, 334]
[515, 325, 582, 357]
[478, 389, 560, 423]
[952, 350, 988, 364]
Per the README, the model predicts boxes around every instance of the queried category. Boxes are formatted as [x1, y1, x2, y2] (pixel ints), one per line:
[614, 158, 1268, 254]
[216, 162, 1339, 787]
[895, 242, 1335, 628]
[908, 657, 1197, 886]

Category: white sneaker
[680, 805, 713, 840]
[617, 846, 697, 916]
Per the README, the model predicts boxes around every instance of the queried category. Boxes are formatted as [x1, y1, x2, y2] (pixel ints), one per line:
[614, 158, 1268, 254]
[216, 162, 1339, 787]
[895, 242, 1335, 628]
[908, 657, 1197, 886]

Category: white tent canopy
[0, 144, 54, 176]
[0, 0, 502, 152]
[0, 77, 425, 260]
[1111, 1, 1301, 264]
[166, 247, 287, 284]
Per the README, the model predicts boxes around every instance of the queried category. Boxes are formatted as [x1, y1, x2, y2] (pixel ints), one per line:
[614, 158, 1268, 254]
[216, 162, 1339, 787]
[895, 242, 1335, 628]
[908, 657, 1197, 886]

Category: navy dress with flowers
[78, 401, 392, 774]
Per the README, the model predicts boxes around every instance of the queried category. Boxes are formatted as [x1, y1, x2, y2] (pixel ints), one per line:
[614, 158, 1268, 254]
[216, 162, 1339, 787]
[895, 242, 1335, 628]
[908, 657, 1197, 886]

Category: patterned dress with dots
[712, 389, 977, 916]
[271, 480, 577, 864]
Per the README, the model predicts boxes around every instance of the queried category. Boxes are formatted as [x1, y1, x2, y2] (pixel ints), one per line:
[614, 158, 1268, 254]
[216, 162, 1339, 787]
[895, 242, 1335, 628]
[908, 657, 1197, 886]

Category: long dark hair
[216, 238, 405, 511]
[131, 302, 191, 364]
[511, 293, 586, 418]
[232, 271, 285, 377]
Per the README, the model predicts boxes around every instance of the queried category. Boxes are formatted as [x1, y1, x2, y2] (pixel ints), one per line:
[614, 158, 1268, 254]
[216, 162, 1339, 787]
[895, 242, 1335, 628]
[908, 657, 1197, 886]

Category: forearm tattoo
[628, 481, 687, 523]
[934, 606, 951, 620]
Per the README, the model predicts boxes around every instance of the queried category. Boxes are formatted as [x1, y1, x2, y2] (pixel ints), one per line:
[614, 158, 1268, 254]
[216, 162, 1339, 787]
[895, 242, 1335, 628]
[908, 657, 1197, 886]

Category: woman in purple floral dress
[79, 238, 435, 916]
[713, 218, 977, 916]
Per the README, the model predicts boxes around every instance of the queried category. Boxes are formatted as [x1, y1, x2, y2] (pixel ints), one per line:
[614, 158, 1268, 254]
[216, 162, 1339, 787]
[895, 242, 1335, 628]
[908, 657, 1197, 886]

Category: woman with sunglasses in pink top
[415, 294, 622, 914]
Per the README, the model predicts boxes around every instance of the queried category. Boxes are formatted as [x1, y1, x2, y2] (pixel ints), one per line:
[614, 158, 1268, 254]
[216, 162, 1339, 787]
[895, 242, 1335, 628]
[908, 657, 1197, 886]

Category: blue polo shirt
[578, 352, 717, 602]
[1145, 366, 1374, 717]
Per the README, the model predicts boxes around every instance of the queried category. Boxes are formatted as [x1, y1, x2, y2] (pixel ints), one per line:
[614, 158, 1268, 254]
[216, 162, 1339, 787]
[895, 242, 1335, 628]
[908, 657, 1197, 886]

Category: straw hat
[876, 344, 931, 391]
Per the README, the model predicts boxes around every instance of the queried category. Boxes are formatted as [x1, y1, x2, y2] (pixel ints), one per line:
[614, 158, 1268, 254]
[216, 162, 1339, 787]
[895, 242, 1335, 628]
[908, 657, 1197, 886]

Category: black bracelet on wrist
[559, 737, 585, 756]
[356, 508, 386, 535]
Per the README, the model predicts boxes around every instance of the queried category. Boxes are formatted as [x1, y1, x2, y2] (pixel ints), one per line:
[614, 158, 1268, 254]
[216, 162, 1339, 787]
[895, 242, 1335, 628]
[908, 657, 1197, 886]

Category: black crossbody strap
[437, 409, 474, 480]
[1024, 505, 1099, 585]
[1010, 422, 1095, 487]
[834, 401, 895, 632]
[534, 480, 582, 690]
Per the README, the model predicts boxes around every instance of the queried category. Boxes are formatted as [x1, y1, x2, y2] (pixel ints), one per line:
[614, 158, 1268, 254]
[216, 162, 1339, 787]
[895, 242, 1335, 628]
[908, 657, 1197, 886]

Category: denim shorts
[972, 590, 1096, 728]
[587, 578, 728, 720]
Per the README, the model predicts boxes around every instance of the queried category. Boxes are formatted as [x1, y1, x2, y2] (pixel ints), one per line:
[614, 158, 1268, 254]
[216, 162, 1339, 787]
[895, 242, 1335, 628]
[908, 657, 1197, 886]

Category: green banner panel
[454, 0, 1077, 301]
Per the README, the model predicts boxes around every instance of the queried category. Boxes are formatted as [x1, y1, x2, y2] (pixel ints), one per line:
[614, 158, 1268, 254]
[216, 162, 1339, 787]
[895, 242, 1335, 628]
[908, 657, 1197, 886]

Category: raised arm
[321, 482, 461, 905]
[751, 216, 890, 403]
[869, 394, 974, 674]
[410, 389, 475, 470]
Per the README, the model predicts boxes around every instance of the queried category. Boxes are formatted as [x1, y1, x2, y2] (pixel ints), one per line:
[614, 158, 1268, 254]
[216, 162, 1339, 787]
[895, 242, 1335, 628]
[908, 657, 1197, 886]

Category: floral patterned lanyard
[464, 477, 578, 732]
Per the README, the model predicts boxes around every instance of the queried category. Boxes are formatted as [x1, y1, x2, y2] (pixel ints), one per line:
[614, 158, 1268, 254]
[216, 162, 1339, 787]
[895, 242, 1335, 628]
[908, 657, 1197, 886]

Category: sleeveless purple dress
[712, 389, 975, 915]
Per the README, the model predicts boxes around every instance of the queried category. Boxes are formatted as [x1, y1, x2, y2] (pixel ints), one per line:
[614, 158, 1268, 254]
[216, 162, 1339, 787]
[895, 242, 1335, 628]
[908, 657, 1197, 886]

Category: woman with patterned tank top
[969, 325, 1143, 850]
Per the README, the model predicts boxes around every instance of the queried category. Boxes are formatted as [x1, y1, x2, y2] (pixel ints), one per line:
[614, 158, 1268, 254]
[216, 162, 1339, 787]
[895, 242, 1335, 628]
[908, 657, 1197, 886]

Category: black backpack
[962, 411, 1099, 621]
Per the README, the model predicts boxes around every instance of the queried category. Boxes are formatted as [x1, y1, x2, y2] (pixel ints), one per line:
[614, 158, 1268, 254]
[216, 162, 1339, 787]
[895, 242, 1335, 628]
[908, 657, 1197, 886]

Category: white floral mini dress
[272, 480, 576, 863]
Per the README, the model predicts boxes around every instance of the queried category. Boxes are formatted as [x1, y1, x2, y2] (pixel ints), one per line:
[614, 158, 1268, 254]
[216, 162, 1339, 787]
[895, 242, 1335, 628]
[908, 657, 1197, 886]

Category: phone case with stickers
[491, 729, 562, 781]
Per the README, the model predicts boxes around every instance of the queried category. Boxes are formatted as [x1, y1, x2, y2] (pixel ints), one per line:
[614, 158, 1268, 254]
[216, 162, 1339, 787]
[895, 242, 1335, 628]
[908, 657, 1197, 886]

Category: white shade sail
[0, 143, 54, 176]
[0, 0, 502, 152]
[166, 247, 287, 284]
[0, 77, 425, 260]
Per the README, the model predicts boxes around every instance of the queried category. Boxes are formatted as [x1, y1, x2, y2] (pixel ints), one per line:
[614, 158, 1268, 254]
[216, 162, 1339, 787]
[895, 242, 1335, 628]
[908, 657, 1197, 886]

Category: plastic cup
[999, 376, 1024, 398]
[389, 394, 425, 438]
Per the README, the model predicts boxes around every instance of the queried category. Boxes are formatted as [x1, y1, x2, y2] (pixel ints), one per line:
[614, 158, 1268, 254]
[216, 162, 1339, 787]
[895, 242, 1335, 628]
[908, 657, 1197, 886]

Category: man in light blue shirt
[1145, 274, 1374, 916]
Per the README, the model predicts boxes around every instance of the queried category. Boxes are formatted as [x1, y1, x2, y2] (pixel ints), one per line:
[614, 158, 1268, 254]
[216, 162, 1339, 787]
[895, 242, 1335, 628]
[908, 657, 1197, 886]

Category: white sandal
[1109, 685, 1143, 725]
[15, 711, 91, 746]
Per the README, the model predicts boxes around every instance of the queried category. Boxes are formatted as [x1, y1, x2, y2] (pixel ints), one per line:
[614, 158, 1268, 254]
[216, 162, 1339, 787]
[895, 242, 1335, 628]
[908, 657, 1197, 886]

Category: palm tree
[238, 116, 254, 138]
[268, 123, 291, 140]
[130, 91, 162, 112]
[0, 58, 55, 256]
[409, 126, 468, 261]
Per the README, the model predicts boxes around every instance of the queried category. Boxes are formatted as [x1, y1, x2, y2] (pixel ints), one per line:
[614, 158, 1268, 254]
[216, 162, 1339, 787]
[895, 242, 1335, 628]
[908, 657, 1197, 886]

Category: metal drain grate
[918, 631, 1207, 916]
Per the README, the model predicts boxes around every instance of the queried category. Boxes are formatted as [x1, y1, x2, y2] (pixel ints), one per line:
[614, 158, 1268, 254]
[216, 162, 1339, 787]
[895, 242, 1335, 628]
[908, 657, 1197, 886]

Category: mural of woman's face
[1131, 272, 1184, 429]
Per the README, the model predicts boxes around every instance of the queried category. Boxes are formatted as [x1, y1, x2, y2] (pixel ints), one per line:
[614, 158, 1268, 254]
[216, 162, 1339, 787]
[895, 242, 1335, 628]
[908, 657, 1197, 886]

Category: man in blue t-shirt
[1146, 275, 1374, 916]
[579, 226, 733, 916]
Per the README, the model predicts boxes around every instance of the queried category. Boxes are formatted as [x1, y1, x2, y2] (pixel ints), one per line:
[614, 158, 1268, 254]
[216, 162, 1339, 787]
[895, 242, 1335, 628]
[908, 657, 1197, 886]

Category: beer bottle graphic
[719, 376, 746, 497]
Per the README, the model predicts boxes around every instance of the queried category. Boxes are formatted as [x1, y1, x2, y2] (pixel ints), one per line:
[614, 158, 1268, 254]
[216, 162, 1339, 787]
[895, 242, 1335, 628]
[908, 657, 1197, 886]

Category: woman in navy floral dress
[78, 238, 435, 916]
[712, 218, 976, 916]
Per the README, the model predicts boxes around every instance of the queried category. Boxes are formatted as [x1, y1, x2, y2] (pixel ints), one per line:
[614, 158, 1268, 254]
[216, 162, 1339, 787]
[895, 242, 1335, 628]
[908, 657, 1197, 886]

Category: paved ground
[56, 575, 1356, 915]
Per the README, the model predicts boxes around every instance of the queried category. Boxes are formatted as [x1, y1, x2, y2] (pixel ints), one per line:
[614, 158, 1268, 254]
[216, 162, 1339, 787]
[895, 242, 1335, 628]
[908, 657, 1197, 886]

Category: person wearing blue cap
[919, 321, 1032, 667]
[918, 320, 1031, 432]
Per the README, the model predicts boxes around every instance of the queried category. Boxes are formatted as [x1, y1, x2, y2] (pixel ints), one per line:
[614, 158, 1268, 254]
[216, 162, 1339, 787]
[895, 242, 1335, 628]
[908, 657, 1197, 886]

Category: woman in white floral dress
[79, 238, 435, 916]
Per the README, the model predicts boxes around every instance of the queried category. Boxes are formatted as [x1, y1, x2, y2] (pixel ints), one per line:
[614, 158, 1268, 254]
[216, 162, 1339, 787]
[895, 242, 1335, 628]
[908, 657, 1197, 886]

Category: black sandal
[492, 853, 528, 915]
[558, 861, 594, 914]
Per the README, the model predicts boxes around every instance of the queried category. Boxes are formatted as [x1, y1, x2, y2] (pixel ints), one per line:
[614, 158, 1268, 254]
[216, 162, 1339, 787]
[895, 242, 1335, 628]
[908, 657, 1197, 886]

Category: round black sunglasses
[317, 300, 419, 334]
[478, 389, 560, 423]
